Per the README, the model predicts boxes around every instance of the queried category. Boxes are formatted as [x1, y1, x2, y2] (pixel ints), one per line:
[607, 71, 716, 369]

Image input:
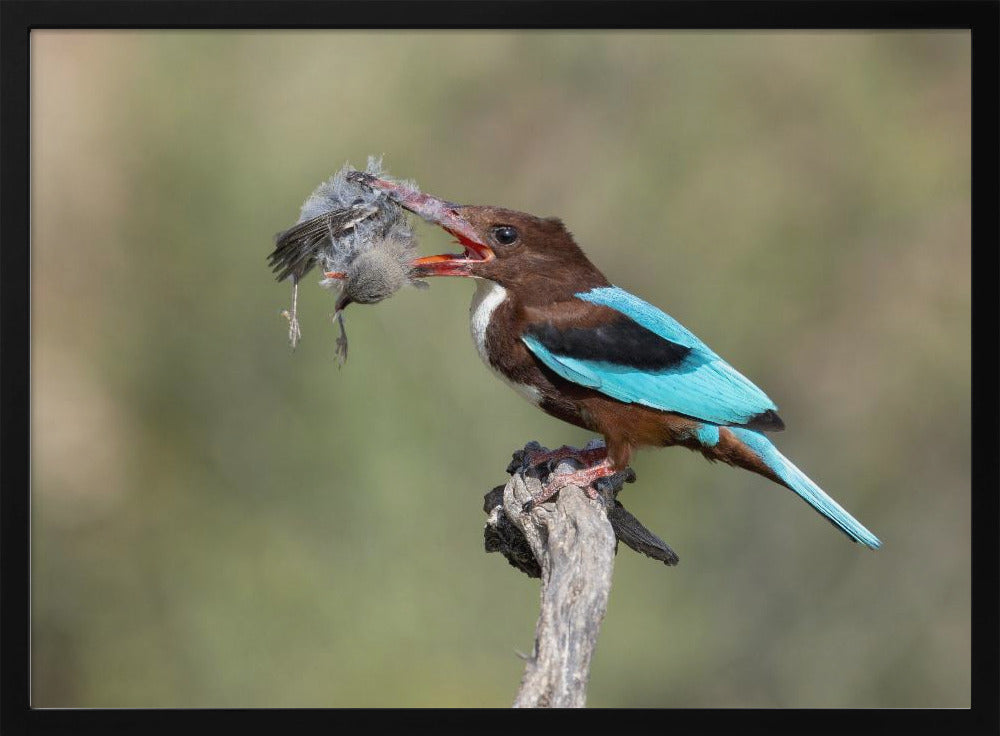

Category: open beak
[342, 171, 495, 278]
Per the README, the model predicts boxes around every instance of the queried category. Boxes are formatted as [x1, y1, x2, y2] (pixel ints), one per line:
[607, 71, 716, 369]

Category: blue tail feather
[728, 427, 882, 549]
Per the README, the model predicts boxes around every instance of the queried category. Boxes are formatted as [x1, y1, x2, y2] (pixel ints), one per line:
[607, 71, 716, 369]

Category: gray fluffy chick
[331, 234, 421, 308]
[269, 156, 425, 357]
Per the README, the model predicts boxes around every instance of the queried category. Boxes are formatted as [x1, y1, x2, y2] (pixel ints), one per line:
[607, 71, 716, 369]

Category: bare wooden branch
[483, 442, 680, 708]
[504, 464, 616, 708]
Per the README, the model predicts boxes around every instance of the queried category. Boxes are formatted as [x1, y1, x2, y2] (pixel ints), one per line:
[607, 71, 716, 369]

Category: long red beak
[343, 172, 495, 278]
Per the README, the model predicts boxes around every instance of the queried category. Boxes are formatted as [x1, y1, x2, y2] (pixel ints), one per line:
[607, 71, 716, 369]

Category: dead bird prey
[268, 157, 425, 361]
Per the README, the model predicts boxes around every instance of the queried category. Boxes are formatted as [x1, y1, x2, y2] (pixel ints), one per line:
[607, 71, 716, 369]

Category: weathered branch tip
[482, 441, 679, 708]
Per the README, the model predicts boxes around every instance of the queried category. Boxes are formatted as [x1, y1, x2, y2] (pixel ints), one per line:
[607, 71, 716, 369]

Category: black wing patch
[745, 408, 785, 431]
[525, 316, 692, 371]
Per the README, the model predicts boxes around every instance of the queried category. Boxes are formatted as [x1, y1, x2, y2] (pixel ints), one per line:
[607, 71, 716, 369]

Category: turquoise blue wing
[521, 286, 780, 428]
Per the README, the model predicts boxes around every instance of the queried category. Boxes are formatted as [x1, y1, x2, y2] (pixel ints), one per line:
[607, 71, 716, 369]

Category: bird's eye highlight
[492, 225, 519, 246]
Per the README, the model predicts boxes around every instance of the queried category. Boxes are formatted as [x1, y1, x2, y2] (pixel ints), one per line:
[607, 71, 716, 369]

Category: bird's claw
[593, 467, 638, 500]
[281, 309, 302, 349]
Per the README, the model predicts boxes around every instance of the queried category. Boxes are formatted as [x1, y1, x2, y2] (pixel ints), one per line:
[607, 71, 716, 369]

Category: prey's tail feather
[723, 427, 882, 549]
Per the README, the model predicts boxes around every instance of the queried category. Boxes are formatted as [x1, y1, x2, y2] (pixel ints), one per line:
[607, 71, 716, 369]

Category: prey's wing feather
[268, 217, 331, 281]
[521, 286, 782, 429]
[268, 204, 378, 282]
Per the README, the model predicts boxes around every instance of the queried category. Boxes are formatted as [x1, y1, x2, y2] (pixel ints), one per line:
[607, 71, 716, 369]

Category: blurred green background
[31, 31, 970, 708]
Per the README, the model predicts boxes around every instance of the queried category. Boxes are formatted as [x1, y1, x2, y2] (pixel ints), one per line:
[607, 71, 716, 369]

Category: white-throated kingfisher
[341, 173, 881, 549]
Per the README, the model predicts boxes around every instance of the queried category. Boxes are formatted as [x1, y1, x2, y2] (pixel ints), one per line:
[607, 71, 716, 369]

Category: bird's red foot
[526, 456, 618, 509]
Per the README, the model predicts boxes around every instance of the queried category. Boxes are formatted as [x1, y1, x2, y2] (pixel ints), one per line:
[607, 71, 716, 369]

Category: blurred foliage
[31, 31, 970, 707]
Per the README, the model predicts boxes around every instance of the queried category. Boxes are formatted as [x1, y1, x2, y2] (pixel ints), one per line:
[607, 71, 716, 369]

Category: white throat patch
[469, 280, 507, 361]
[469, 280, 542, 406]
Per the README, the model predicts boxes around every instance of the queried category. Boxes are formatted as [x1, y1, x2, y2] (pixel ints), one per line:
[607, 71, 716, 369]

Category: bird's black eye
[492, 225, 519, 246]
